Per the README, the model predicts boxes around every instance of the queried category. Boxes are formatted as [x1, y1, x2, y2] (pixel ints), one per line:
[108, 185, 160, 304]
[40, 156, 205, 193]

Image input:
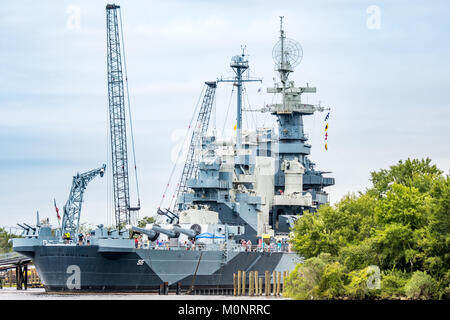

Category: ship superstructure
[172, 17, 334, 242]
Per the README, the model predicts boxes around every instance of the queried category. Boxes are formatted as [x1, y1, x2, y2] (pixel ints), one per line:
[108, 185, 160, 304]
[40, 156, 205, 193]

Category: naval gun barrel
[172, 225, 198, 239]
[130, 226, 159, 242]
[151, 224, 179, 239]
[17, 223, 29, 232]
[23, 223, 36, 232]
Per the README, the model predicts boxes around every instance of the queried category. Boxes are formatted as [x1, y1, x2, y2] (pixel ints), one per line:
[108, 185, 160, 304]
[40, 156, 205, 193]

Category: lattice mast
[106, 4, 139, 229]
[171, 81, 217, 211]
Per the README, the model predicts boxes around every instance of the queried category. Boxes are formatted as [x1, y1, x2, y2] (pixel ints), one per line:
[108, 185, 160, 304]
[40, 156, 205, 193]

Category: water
[0, 287, 287, 300]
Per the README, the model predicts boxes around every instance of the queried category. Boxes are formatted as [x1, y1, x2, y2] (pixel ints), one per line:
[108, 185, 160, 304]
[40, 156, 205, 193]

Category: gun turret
[152, 224, 179, 239]
[157, 208, 179, 224]
[130, 226, 159, 242]
[17, 223, 30, 233]
[23, 223, 36, 232]
[172, 225, 199, 239]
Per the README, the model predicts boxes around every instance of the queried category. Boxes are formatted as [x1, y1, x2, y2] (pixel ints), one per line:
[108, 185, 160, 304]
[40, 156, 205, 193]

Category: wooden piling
[259, 277, 263, 296]
[233, 273, 237, 296]
[254, 271, 258, 296]
[249, 271, 254, 296]
[265, 271, 270, 296]
[237, 271, 241, 296]
[277, 272, 281, 296]
[272, 271, 277, 296]
[242, 271, 246, 296]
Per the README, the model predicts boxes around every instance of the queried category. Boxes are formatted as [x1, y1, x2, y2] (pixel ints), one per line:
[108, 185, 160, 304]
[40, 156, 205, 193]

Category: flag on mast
[54, 198, 61, 220]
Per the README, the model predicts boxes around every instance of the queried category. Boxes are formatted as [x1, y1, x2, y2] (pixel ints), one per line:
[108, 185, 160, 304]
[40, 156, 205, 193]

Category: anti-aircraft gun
[61, 164, 106, 240]
[129, 223, 200, 241]
[129, 225, 159, 241]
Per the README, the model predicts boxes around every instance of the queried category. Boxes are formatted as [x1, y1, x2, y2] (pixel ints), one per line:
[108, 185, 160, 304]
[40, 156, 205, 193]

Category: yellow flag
[325, 123, 328, 131]
[234, 124, 237, 130]
[325, 143, 328, 150]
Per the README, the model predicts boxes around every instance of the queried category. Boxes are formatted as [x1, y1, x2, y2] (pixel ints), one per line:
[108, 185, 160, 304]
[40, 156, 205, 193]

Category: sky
[1, 0, 449, 231]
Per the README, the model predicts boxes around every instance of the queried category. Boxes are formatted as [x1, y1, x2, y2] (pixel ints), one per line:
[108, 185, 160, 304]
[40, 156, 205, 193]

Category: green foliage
[339, 240, 376, 271]
[375, 183, 430, 229]
[291, 193, 377, 259]
[380, 269, 409, 298]
[284, 258, 323, 300]
[284, 254, 345, 300]
[404, 271, 439, 299]
[287, 158, 449, 300]
[318, 261, 346, 298]
[0, 228, 21, 254]
[137, 216, 156, 228]
[370, 158, 442, 196]
[78, 222, 96, 234]
[343, 267, 374, 299]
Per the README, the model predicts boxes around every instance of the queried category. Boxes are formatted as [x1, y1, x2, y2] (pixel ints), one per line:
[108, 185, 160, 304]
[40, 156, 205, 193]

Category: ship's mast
[218, 47, 261, 152]
[265, 17, 334, 209]
[106, 4, 140, 229]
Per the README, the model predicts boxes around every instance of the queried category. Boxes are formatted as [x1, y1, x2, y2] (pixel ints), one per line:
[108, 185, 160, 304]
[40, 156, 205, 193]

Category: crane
[106, 4, 140, 229]
[61, 164, 106, 239]
[170, 81, 217, 211]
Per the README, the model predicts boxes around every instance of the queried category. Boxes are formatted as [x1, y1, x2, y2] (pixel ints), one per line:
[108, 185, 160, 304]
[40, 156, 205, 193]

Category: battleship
[12, 5, 334, 292]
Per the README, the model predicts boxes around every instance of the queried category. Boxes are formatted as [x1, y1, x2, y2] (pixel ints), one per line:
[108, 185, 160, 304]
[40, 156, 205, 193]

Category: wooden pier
[0, 253, 42, 290]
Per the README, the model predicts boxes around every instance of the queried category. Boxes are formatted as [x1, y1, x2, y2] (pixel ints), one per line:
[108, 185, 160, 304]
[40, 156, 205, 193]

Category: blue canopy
[196, 232, 225, 239]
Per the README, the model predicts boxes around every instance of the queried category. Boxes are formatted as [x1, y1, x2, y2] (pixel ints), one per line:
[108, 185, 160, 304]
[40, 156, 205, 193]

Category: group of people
[182, 239, 196, 250]
[134, 235, 151, 249]
[76, 233, 91, 246]
[133, 237, 198, 250]
[239, 238, 290, 252]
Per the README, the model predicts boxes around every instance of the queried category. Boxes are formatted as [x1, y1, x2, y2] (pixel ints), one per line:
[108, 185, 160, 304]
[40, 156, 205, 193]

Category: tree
[0, 228, 21, 254]
[286, 158, 448, 300]
[370, 158, 442, 197]
[137, 216, 156, 228]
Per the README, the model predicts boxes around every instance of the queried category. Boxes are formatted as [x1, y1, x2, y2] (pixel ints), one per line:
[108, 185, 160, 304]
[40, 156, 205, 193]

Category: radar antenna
[272, 16, 303, 84]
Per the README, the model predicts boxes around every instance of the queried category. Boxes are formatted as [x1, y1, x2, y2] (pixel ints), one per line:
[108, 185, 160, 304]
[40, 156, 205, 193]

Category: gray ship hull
[15, 244, 300, 292]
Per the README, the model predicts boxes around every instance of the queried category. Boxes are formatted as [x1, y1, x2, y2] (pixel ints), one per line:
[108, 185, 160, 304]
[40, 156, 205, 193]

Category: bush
[318, 261, 346, 299]
[284, 258, 324, 300]
[404, 271, 438, 299]
[284, 254, 342, 299]
[343, 267, 381, 299]
[380, 270, 409, 298]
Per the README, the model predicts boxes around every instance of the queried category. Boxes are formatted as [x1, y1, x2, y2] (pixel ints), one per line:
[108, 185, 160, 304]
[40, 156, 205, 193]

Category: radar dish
[272, 38, 303, 68]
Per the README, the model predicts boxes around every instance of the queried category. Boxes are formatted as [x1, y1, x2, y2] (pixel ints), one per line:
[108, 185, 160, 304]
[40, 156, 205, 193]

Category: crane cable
[221, 86, 235, 137]
[159, 84, 206, 210]
[119, 8, 141, 210]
